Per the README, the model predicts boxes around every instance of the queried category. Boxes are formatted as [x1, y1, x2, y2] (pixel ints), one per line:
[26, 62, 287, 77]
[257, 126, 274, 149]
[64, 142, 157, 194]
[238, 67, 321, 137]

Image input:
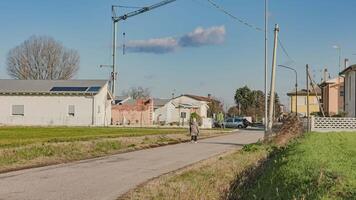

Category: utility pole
[111, 6, 118, 99]
[267, 24, 279, 131]
[306, 64, 310, 132]
[110, 0, 177, 100]
[264, 0, 268, 136]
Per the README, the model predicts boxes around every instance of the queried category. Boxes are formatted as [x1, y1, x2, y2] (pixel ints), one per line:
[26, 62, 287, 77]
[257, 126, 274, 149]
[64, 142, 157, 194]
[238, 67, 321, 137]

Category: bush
[190, 112, 202, 126]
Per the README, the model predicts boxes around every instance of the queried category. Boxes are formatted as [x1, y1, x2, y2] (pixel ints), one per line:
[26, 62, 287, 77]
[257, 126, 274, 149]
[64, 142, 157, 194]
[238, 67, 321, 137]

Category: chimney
[208, 94, 212, 99]
[344, 58, 349, 69]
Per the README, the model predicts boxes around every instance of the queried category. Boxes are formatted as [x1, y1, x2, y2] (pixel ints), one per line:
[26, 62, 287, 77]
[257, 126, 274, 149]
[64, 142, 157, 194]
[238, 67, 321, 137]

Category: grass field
[122, 132, 356, 200]
[0, 126, 228, 173]
[238, 132, 356, 200]
[0, 127, 187, 148]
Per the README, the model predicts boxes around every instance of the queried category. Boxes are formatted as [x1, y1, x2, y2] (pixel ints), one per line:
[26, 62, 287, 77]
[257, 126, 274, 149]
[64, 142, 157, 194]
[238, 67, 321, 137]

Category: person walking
[190, 118, 199, 143]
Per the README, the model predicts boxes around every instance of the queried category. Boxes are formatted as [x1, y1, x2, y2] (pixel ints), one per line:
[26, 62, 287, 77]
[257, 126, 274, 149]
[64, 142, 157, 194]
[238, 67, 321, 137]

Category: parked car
[224, 118, 250, 129]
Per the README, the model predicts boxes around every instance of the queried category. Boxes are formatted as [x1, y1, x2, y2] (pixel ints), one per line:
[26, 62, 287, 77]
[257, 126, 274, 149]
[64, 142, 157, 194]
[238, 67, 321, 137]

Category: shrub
[190, 112, 202, 126]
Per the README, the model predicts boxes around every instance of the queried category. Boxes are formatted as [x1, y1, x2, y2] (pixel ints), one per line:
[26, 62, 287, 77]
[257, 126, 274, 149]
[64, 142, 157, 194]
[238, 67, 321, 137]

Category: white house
[340, 65, 356, 117]
[0, 79, 112, 126]
[153, 94, 212, 127]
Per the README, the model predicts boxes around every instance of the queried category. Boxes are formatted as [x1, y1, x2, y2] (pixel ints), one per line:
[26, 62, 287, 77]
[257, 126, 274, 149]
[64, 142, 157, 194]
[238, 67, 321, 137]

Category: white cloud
[179, 26, 226, 47]
[124, 25, 226, 54]
[126, 37, 178, 54]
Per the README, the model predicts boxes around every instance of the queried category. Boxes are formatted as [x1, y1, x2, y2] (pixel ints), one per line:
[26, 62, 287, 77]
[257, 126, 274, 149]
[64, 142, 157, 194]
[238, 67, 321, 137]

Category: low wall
[311, 117, 356, 132]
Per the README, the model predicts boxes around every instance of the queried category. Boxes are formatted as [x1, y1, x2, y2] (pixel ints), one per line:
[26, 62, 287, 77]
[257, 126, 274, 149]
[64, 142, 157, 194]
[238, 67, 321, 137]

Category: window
[68, 105, 75, 116]
[12, 105, 24, 116]
[226, 118, 233, 123]
[180, 112, 186, 119]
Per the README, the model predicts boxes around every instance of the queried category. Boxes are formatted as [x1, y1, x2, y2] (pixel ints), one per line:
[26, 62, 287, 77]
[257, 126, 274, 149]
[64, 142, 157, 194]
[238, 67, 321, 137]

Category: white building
[340, 65, 356, 117]
[0, 80, 112, 126]
[153, 94, 212, 127]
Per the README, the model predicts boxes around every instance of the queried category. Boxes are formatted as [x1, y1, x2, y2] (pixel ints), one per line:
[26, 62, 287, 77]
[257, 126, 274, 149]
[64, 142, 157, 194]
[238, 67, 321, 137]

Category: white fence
[311, 117, 356, 132]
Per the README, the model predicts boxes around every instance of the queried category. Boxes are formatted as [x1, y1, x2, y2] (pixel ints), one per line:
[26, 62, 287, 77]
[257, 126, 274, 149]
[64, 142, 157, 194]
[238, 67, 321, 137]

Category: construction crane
[109, 0, 177, 100]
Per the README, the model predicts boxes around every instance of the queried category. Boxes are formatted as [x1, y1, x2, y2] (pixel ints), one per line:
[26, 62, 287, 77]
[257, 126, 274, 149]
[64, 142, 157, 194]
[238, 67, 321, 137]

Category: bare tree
[6, 35, 80, 80]
[122, 87, 151, 99]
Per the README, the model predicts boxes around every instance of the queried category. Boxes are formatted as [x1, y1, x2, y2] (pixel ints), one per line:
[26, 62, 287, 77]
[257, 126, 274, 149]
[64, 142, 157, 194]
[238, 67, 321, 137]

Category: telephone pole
[306, 64, 310, 132]
[267, 24, 279, 130]
[264, 0, 269, 135]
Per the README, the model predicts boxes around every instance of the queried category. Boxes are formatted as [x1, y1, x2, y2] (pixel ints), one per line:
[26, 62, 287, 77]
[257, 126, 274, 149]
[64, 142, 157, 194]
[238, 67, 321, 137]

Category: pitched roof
[0, 79, 109, 95]
[287, 88, 321, 96]
[153, 98, 170, 107]
[340, 64, 356, 75]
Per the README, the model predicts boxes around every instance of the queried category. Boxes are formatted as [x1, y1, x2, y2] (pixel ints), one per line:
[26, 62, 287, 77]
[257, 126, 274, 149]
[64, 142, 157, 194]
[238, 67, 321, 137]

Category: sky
[1, 0, 356, 108]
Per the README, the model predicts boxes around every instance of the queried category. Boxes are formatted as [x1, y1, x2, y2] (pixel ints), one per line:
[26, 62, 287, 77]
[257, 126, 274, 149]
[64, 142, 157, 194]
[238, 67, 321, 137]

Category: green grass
[121, 144, 270, 200]
[238, 132, 356, 200]
[0, 127, 187, 148]
[0, 126, 227, 173]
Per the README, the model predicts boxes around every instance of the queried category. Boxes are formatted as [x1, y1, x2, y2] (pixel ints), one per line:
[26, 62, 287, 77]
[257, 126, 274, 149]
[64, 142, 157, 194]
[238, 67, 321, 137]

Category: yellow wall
[289, 95, 320, 116]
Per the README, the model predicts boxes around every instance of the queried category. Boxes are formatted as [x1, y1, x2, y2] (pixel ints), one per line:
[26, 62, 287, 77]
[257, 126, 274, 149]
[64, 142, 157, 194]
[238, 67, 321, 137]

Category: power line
[205, 0, 263, 32]
[278, 37, 295, 63]
[204, 0, 295, 63]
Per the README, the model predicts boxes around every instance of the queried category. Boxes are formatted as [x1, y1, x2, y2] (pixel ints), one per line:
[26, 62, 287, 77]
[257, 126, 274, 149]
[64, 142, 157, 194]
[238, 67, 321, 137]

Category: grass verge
[0, 127, 230, 173]
[235, 132, 356, 200]
[120, 142, 270, 200]
[121, 132, 356, 200]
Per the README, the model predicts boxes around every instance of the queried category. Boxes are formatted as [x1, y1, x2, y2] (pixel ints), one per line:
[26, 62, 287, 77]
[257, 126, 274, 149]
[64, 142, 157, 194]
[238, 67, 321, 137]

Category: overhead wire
[205, 0, 263, 32]
[204, 0, 295, 63]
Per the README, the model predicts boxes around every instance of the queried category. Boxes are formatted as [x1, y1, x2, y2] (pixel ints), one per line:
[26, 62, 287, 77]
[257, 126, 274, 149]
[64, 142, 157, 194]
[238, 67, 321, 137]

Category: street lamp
[333, 45, 341, 73]
[278, 65, 298, 114]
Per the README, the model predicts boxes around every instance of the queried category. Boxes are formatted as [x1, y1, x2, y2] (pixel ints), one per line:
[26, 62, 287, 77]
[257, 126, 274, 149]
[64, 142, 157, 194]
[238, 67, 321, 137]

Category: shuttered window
[12, 105, 24, 116]
[68, 105, 75, 116]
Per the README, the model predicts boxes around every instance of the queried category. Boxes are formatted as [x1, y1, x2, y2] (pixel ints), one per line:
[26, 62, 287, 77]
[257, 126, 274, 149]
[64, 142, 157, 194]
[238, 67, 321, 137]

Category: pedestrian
[190, 118, 199, 143]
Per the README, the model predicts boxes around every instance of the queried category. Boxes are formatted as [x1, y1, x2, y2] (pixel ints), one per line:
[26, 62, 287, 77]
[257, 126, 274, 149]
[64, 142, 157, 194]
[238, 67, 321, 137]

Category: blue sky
[1, 0, 356, 108]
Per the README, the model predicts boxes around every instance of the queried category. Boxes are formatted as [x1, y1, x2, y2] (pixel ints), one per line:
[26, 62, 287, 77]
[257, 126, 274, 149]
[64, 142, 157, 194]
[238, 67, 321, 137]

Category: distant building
[287, 88, 321, 117]
[153, 94, 212, 127]
[340, 65, 356, 117]
[0, 80, 112, 126]
[319, 77, 344, 116]
[111, 98, 154, 126]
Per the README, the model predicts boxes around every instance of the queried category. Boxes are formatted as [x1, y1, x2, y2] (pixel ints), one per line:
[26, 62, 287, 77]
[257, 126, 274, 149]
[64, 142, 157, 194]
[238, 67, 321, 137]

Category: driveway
[0, 129, 263, 200]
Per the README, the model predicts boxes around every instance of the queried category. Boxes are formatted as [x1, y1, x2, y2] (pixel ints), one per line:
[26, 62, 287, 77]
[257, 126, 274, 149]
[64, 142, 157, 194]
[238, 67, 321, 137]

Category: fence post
[310, 116, 314, 132]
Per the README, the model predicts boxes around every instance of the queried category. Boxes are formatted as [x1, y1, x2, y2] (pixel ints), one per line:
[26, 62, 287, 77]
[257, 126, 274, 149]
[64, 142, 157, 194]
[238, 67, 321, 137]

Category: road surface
[0, 129, 263, 200]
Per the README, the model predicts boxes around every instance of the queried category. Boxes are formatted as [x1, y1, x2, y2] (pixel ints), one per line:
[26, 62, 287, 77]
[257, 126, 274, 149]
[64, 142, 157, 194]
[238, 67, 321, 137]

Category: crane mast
[110, 0, 177, 100]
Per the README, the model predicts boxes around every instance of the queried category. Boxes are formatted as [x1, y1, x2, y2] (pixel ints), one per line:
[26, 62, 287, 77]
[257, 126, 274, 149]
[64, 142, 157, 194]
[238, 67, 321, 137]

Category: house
[153, 94, 212, 127]
[153, 98, 171, 125]
[287, 88, 321, 117]
[340, 65, 356, 117]
[111, 98, 154, 126]
[114, 96, 130, 105]
[319, 77, 344, 116]
[0, 79, 112, 126]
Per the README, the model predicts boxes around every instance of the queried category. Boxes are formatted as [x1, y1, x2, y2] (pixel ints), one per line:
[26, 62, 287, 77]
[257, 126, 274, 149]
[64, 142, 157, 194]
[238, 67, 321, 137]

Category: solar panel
[87, 86, 101, 92]
[50, 87, 88, 92]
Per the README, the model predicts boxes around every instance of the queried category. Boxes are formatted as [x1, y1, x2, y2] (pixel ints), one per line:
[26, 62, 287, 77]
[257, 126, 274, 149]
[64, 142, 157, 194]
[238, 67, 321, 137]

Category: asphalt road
[0, 129, 263, 200]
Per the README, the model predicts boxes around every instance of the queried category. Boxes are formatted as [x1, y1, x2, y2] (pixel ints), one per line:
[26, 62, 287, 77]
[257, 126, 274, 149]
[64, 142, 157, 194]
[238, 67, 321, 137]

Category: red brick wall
[112, 99, 153, 126]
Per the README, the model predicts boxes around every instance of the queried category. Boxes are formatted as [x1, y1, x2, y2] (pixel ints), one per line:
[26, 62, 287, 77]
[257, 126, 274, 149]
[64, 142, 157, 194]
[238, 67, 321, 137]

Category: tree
[207, 97, 224, 118]
[227, 106, 239, 117]
[6, 35, 80, 80]
[233, 86, 283, 122]
[122, 87, 151, 99]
